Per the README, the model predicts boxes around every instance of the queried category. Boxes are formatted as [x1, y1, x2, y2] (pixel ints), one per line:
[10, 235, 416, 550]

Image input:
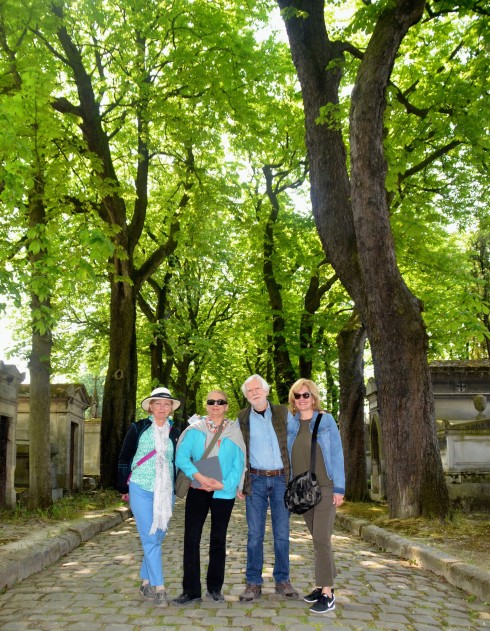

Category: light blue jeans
[245, 473, 291, 584]
[129, 481, 171, 586]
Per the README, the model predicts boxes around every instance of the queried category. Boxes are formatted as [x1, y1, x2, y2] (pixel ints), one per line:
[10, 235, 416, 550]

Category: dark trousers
[183, 487, 235, 596]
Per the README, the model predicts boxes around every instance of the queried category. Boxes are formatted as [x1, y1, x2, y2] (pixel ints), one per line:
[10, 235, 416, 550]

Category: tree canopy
[0, 0, 488, 512]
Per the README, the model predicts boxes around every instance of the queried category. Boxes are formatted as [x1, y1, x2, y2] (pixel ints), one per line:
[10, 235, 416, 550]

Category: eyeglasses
[293, 392, 312, 400]
[206, 399, 228, 406]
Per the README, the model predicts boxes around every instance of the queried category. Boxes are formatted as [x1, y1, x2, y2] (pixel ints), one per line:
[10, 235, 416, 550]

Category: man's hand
[333, 493, 344, 507]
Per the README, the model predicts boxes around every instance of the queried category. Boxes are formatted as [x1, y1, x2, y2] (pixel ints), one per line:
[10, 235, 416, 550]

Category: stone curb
[0, 506, 131, 591]
[336, 512, 490, 603]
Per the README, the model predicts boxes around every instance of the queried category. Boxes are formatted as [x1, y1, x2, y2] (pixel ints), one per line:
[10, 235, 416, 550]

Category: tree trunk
[174, 359, 197, 426]
[99, 268, 138, 488]
[262, 167, 297, 400]
[27, 186, 53, 510]
[277, 0, 449, 517]
[28, 309, 53, 510]
[337, 311, 369, 502]
[299, 266, 337, 378]
[53, 15, 183, 488]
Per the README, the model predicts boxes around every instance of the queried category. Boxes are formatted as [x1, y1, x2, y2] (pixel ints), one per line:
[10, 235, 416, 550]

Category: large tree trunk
[28, 307, 53, 510]
[27, 186, 53, 510]
[278, 0, 449, 517]
[53, 12, 182, 488]
[99, 269, 138, 488]
[262, 166, 297, 400]
[337, 311, 369, 502]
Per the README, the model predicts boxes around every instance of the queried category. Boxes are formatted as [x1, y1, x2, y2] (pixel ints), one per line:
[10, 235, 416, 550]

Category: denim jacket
[287, 410, 345, 495]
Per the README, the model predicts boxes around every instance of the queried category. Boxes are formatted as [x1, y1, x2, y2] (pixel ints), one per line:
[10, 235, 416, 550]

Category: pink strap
[127, 449, 157, 483]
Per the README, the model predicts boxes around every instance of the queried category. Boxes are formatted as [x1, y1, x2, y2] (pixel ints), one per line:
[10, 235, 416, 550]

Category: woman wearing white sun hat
[117, 387, 181, 608]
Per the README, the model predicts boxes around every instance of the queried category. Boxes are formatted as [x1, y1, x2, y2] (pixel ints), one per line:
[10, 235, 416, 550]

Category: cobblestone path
[0, 500, 488, 630]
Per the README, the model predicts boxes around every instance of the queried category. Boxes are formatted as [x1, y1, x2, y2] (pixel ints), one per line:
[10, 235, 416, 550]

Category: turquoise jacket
[175, 420, 246, 499]
[287, 410, 345, 495]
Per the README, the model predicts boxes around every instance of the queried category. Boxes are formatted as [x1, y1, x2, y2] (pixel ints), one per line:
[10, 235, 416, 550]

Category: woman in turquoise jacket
[287, 379, 345, 616]
[173, 390, 246, 605]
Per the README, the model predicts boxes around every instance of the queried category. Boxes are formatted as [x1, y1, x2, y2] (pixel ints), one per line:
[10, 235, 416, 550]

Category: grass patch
[338, 500, 490, 569]
[0, 489, 123, 525]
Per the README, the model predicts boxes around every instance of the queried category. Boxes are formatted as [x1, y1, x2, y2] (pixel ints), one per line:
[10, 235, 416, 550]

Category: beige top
[291, 419, 329, 486]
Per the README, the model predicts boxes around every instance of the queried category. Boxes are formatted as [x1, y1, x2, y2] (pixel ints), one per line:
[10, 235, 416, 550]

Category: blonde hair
[288, 379, 322, 413]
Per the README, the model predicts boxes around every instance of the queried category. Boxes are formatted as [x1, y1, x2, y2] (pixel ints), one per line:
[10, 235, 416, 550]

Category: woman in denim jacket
[287, 379, 345, 615]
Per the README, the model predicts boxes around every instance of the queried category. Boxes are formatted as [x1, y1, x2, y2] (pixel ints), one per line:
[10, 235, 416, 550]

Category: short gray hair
[241, 374, 270, 397]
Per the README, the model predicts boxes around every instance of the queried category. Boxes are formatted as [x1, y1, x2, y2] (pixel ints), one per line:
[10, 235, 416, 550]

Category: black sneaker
[309, 593, 335, 614]
[172, 593, 202, 605]
[304, 587, 322, 603]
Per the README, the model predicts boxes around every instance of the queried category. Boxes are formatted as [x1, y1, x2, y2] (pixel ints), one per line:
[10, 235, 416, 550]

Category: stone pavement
[0, 499, 489, 631]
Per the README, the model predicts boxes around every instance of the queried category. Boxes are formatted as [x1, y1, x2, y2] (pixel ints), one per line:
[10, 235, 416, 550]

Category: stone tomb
[16, 383, 91, 497]
[367, 360, 490, 510]
[0, 362, 25, 509]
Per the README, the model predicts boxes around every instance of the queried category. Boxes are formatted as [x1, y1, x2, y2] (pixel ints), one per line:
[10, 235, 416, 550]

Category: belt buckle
[265, 469, 274, 477]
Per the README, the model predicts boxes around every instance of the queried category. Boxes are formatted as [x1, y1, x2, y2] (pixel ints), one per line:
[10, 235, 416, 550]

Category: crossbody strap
[310, 413, 323, 473]
[127, 448, 157, 482]
[202, 421, 225, 459]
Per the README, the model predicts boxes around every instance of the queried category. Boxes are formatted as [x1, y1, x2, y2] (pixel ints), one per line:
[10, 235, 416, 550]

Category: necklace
[205, 417, 229, 433]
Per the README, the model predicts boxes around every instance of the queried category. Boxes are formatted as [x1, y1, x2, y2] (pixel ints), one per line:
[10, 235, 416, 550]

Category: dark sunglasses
[293, 392, 312, 400]
[206, 399, 228, 406]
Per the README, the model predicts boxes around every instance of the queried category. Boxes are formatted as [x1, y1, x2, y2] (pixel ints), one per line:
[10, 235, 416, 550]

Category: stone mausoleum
[367, 360, 490, 511]
[16, 383, 91, 498]
[0, 362, 25, 509]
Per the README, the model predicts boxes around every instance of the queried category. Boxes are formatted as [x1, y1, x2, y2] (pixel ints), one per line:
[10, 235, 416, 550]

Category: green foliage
[0, 0, 488, 418]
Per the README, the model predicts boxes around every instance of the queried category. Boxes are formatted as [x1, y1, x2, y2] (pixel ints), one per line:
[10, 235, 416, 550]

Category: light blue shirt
[249, 404, 284, 470]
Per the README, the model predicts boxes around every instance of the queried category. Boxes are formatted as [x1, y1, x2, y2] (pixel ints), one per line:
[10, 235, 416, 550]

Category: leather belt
[249, 467, 285, 477]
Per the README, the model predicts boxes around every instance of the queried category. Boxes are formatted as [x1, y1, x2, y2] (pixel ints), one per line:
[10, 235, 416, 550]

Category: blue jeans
[245, 473, 290, 584]
[129, 481, 172, 586]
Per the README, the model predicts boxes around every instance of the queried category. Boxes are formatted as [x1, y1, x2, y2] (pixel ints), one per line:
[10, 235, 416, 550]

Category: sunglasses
[293, 392, 312, 400]
[206, 399, 228, 406]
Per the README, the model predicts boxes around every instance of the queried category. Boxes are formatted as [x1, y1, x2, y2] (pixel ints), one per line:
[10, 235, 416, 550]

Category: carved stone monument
[0, 362, 25, 508]
[16, 383, 91, 497]
[367, 360, 490, 510]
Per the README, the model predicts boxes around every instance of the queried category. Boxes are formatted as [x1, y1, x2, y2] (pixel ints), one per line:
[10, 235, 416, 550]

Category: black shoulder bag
[284, 414, 323, 514]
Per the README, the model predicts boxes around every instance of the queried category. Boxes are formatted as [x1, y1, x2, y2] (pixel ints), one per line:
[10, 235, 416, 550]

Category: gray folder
[191, 456, 223, 488]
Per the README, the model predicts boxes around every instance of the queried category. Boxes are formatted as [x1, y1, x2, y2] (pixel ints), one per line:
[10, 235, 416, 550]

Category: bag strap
[202, 421, 225, 459]
[127, 449, 157, 482]
[310, 413, 323, 473]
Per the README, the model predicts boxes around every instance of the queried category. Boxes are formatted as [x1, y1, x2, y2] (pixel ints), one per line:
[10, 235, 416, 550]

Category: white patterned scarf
[150, 421, 173, 535]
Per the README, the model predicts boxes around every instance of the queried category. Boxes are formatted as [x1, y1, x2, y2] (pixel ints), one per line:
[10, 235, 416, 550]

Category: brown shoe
[239, 583, 262, 602]
[275, 581, 299, 599]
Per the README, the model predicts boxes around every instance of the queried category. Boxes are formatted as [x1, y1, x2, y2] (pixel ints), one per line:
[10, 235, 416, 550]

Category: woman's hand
[193, 473, 223, 491]
[193, 472, 213, 491]
[121, 493, 129, 502]
[236, 490, 245, 500]
[206, 477, 224, 491]
[333, 493, 344, 507]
